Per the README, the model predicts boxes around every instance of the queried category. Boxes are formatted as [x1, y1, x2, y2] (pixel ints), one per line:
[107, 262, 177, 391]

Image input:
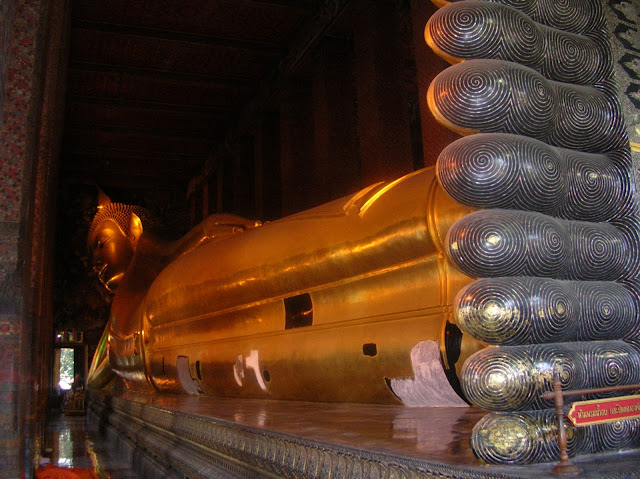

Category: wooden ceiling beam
[61, 146, 206, 164]
[62, 153, 198, 176]
[72, 19, 287, 53]
[61, 122, 217, 140]
[66, 68, 254, 111]
[70, 28, 279, 81]
[66, 95, 232, 114]
[65, 102, 225, 137]
[62, 164, 197, 180]
[61, 151, 204, 186]
[243, 0, 314, 9]
[188, 0, 353, 195]
[61, 173, 191, 190]
[69, 61, 255, 87]
[62, 127, 211, 156]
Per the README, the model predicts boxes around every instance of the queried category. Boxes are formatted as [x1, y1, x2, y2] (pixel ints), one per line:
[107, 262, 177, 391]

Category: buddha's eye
[97, 236, 109, 250]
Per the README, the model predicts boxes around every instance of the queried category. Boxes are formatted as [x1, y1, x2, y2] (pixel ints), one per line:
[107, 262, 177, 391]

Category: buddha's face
[89, 219, 134, 292]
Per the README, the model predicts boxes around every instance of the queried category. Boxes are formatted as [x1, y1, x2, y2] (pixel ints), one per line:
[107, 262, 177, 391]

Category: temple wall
[186, 1, 458, 225]
[351, 0, 415, 186]
[0, 1, 46, 474]
[0, 0, 69, 476]
[0, 0, 16, 134]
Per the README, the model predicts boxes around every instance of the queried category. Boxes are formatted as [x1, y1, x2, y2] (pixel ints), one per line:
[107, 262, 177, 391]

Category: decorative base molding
[87, 390, 640, 479]
[87, 391, 494, 479]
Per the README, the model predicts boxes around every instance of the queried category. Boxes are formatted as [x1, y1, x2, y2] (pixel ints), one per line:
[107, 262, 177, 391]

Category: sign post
[540, 378, 640, 476]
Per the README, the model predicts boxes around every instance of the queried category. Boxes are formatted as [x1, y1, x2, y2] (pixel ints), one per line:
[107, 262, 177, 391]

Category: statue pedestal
[87, 390, 640, 478]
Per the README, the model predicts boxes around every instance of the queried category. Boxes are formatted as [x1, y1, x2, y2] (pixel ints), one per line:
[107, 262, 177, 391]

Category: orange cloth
[35, 464, 99, 479]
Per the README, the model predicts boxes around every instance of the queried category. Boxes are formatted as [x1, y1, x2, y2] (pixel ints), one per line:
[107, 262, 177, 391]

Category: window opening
[284, 293, 313, 329]
[363, 343, 378, 357]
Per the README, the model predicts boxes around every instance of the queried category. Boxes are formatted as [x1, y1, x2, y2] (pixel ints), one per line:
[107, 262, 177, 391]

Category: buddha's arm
[87, 325, 114, 389]
[168, 214, 262, 259]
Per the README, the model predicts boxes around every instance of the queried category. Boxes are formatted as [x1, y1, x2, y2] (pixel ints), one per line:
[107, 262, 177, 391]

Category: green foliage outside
[59, 348, 74, 390]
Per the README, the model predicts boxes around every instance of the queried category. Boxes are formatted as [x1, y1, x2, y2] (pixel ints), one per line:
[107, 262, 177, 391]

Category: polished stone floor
[41, 413, 140, 479]
[102, 392, 640, 478]
[43, 394, 640, 479]
[116, 392, 487, 465]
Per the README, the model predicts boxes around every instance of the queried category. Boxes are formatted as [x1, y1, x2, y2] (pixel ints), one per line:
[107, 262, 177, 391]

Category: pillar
[279, 76, 314, 216]
[312, 37, 360, 203]
[352, 0, 415, 185]
[0, 0, 69, 476]
[254, 110, 281, 221]
[231, 135, 256, 218]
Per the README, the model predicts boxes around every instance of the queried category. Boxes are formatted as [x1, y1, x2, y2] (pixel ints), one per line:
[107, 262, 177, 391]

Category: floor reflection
[42, 414, 140, 478]
[56, 427, 73, 467]
[117, 390, 487, 465]
[106, 391, 640, 478]
[391, 406, 476, 457]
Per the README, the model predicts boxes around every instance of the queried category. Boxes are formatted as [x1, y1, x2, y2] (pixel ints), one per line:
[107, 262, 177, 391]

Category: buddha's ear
[128, 213, 143, 245]
[97, 187, 111, 209]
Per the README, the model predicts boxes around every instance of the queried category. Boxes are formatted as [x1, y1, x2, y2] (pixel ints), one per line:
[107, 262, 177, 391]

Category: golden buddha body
[88, 168, 483, 405]
[85, 0, 640, 466]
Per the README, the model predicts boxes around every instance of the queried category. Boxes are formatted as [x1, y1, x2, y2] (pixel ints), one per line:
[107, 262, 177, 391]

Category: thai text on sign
[567, 395, 640, 427]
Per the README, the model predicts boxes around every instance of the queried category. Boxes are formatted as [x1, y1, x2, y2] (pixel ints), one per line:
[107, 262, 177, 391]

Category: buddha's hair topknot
[88, 203, 159, 247]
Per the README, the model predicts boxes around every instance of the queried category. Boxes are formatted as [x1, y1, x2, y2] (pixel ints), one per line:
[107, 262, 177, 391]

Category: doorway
[52, 336, 88, 414]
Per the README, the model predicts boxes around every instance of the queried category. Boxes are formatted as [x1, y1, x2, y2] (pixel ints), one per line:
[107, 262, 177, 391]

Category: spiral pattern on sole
[453, 0, 607, 37]
[618, 279, 640, 339]
[437, 134, 632, 221]
[471, 410, 640, 465]
[453, 277, 640, 345]
[567, 221, 629, 281]
[611, 214, 640, 279]
[562, 150, 628, 221]
[428, 60, 627, 152]
[446, 210, 534, 277]
[460, 346, 538, 410]
[549, 83, 627, 152]
[591, 420, 640, 452]
[446, 210, 629, 280]
[430, 0, 640, 469]
[455, 277, 578, 345]
[426, 2, 607, 85]
[471, 410, 581, 464]
[462, 341, 640, 412]
[573, 282, 637, 341]
[577, 341, 640, 395]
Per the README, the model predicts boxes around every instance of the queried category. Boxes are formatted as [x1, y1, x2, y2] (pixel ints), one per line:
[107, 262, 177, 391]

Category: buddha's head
[88, 196, 157, 292]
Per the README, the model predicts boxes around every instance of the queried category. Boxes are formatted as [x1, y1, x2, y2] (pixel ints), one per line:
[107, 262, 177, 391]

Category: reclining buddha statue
[88, 0, 640, 466]
[87, 170, 483, 405]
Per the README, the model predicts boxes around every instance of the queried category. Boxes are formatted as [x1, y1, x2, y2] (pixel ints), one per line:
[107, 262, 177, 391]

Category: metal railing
[540, 377, 640, 476]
